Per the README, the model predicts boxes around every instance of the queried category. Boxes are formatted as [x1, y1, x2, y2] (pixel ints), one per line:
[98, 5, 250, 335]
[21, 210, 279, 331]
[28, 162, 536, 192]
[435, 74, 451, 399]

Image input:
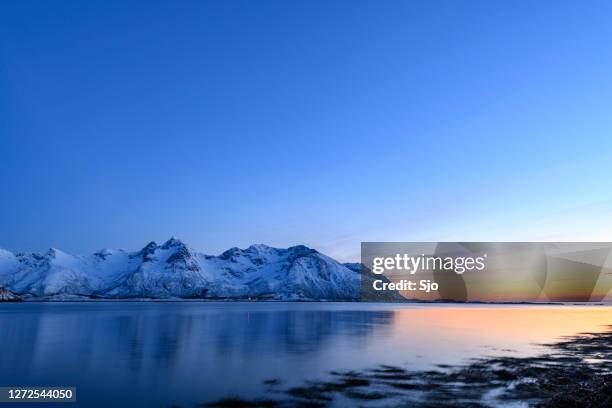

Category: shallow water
[0, 303, 611, 407]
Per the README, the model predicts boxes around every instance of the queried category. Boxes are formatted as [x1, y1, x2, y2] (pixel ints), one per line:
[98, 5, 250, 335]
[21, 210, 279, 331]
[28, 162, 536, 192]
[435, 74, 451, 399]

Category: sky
[1, 0, 612, 262]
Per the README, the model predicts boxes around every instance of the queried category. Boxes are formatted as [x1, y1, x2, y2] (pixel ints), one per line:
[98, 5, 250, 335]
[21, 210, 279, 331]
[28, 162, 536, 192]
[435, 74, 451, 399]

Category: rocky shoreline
[202, 326, 612, 408]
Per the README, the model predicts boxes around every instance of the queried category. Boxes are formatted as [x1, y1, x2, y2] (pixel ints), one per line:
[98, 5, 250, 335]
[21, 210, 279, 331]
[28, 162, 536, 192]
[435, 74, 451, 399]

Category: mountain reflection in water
[1, 303, 611, 408]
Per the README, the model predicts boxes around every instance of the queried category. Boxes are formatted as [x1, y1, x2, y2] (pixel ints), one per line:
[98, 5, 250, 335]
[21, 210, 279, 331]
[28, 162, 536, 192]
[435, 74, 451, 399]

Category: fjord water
[1, 303, 611, 408]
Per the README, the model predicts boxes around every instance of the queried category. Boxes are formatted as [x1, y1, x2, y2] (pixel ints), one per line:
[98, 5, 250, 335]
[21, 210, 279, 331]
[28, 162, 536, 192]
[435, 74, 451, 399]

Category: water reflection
[0, 303, 394, 407]
[1, 304, 611, 408]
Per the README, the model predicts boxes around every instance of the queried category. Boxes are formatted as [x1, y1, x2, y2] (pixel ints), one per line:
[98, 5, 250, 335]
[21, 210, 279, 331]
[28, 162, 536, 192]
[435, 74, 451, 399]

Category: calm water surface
[1, 302, 611, 407]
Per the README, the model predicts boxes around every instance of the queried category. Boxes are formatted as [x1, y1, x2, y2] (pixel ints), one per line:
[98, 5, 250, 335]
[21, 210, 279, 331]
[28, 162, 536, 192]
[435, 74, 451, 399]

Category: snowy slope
[0, 239, 362, 300]
[0, 287, 20, 301]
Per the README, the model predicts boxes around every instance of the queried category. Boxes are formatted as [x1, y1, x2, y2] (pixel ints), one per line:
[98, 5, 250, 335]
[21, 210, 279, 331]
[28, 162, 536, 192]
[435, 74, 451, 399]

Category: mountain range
[0, 238, 370, 301]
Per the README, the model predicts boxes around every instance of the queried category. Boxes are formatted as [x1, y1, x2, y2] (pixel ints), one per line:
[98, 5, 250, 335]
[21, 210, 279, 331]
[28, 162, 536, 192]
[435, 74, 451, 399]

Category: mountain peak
[161, 237, 186, 250]
[219, 247, 242, 260]
[142, 241, 158, 251]
[287, 245, 317, 256]
[46, 247, 67, 259]
[137, 241, 158, 262]
[246, 244, 274, 253]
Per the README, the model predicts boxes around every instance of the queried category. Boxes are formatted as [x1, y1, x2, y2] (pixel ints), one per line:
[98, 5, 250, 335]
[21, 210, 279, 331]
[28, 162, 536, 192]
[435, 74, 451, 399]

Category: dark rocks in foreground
[203, 326, 612, 408]
[539, 374, 612, 408]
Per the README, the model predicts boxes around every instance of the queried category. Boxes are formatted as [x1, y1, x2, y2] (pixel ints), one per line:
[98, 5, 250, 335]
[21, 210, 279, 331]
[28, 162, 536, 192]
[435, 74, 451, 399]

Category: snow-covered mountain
[0, 239, 364, 301]
[0, 287, 20, 301]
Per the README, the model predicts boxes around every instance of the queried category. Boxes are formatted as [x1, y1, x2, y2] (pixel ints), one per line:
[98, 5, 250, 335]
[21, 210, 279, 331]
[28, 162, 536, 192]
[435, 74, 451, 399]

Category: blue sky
[2, 0, 612, 261]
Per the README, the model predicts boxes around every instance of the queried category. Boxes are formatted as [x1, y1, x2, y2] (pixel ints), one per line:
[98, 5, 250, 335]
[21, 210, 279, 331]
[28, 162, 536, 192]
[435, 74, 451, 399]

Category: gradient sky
[2, 0, 612, 261]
